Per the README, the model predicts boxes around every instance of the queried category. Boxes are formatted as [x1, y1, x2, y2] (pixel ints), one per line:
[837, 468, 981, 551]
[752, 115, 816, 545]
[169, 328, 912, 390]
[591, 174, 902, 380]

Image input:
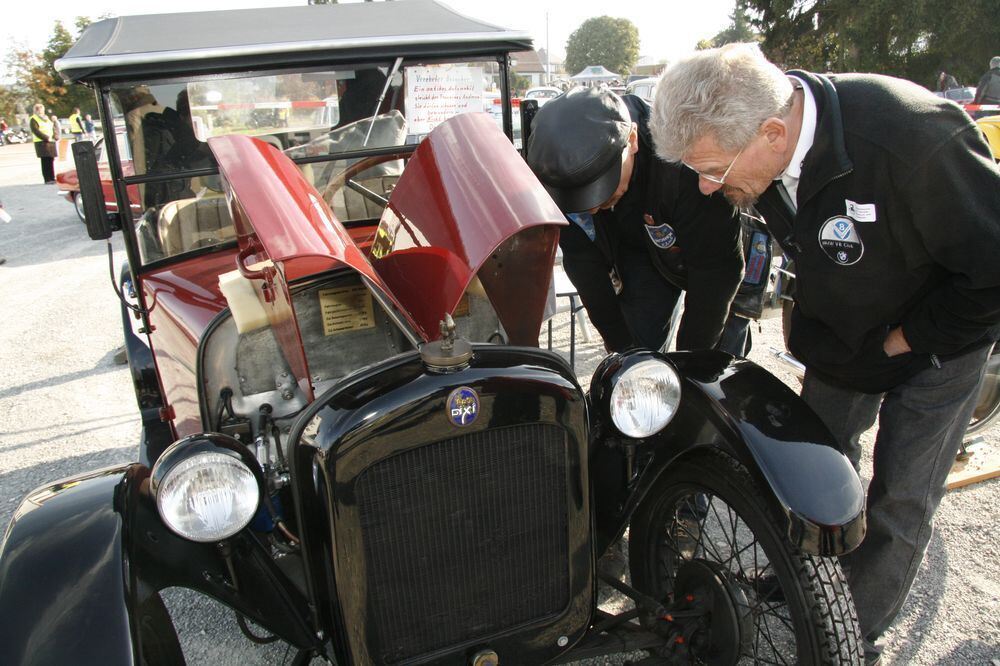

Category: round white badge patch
[818, 216, 863, 265]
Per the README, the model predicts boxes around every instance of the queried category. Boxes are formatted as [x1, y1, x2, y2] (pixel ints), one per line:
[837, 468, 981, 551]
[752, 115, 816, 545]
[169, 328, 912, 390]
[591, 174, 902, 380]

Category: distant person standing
[973, 56, 1000, 110]
[68, 107, 85, 141]
[50, 114, 61, 142]
[83, 114, 96, 140]
[936, 70, 959, 92]
[29, 104, 57, 184]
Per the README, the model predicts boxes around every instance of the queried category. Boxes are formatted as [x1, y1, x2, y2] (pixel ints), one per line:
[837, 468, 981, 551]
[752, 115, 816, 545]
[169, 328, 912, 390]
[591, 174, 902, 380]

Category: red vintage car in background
[56, 128, 141, 221]
[0, 2, 867, 665]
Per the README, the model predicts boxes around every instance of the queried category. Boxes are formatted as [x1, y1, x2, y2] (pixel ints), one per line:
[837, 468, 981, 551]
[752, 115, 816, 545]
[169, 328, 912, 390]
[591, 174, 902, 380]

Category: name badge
[845, 199, 877, 222]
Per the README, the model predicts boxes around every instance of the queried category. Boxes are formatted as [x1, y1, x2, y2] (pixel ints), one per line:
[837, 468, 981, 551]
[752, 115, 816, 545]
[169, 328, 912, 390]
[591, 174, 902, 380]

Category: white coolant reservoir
[218, 261, 272, 333]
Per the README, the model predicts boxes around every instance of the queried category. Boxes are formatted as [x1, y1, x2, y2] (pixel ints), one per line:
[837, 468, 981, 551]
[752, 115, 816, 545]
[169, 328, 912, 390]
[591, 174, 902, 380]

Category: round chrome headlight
[153, 443, 261, 543]
[610, 359, 682, 438]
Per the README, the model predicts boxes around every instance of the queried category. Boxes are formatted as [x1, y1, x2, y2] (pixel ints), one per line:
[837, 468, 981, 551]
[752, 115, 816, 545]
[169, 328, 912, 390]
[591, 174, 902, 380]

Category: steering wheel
[320, 151, 411, 207]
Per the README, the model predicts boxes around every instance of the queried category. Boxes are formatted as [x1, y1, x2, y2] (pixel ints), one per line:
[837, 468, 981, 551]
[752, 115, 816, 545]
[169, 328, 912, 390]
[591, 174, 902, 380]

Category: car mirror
[72, 141, 113, 240]
[520, 98, 539, 155]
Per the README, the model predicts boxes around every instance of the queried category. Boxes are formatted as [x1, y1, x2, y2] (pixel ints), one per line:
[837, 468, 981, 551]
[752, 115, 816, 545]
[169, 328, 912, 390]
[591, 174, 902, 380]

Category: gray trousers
[800, 344, 990, 642]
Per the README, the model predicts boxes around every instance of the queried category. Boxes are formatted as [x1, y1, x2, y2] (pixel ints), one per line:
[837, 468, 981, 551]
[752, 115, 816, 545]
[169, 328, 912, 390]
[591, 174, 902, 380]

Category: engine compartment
[199, 268, 505, 519]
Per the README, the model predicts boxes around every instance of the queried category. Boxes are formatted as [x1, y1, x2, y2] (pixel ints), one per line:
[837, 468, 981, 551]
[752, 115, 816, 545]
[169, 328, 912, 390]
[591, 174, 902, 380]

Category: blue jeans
[800, 344, 990, 641]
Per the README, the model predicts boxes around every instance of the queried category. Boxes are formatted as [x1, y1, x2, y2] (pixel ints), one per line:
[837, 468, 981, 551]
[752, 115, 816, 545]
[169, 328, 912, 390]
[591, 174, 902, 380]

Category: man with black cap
[526, 87, 745, 353]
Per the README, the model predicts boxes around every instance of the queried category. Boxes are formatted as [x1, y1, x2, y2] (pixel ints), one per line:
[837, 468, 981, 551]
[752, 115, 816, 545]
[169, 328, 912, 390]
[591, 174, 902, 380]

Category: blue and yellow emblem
[447, 386, 479, 426]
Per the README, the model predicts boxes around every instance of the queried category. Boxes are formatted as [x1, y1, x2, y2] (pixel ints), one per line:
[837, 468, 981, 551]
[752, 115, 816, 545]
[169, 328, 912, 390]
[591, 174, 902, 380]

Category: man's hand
[883, 326, 912, 357]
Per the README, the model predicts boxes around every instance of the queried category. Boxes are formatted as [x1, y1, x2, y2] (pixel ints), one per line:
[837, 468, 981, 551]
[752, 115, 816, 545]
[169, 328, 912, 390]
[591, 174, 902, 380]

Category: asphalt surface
[0, 140, 997, 665]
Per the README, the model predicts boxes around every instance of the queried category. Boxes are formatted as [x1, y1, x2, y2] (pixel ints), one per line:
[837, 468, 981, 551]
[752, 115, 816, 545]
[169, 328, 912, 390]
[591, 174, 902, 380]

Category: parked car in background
[0, 2, 867, 665]
[523, 86, 563, 106]
[978, 114, 1000, 160]
[625, 78, 659, 103]
[626, 76, 658, 102]
[56, 128, 140, 222]
[935, 86, 977, 105]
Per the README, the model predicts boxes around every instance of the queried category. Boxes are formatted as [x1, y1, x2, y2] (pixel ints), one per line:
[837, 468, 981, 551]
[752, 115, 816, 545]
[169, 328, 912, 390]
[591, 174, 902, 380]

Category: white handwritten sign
[405, 65, 484, 135]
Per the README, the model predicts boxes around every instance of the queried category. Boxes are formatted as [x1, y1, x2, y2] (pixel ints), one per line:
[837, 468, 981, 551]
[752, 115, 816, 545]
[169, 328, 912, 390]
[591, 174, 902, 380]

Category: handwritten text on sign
[405, 65, 484, 134]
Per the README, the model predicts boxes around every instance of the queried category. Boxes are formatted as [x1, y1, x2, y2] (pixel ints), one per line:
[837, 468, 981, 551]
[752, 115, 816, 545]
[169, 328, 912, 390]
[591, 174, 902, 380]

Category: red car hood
[209, 113, 565, 344]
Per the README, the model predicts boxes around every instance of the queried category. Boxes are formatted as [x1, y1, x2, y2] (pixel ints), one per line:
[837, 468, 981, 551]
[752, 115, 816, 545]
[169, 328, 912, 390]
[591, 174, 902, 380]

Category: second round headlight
[610, 359, 682, 438]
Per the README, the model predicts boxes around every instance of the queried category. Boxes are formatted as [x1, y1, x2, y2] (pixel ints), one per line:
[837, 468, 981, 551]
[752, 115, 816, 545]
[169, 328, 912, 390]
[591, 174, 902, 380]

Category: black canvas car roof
[56, 0, 532, 84]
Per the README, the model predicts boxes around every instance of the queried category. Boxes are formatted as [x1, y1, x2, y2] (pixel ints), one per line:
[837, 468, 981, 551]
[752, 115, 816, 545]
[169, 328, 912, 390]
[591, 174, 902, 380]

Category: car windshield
[112, 58, 511, 265]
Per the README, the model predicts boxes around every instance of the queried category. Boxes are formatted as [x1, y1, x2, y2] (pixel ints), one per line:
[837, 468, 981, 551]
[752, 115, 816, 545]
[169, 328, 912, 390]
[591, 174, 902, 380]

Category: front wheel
[629, 451, 863, 665]
[965, 343, 1000, 436]
[137, 592, 186, 665]
[73, 192, 86, 222]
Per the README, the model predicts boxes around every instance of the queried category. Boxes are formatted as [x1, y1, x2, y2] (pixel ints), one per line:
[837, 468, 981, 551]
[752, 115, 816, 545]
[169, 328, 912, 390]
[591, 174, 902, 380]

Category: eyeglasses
[683, 142, 747, 185]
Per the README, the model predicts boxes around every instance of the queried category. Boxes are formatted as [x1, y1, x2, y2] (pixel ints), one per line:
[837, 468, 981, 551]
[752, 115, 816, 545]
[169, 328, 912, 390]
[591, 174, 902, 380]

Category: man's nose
[698, 177, 723, 196]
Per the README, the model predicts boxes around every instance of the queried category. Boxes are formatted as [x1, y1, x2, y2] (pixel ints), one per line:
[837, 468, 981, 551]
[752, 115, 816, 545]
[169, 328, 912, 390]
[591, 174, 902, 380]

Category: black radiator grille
[355, 423, 570, 663]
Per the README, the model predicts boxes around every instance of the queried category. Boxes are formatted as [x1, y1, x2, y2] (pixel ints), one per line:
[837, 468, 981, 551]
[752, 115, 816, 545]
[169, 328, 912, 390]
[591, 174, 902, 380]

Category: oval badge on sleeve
[818, 216, 864, 266]
[645, 222, 677, 249]
[447, 386, 479, 426]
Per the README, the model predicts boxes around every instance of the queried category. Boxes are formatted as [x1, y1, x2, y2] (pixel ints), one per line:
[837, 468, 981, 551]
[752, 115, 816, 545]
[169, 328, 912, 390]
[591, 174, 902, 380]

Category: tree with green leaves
[564, 16, 640, 79]
[6, 17, 98, 118]
[697, 0, 760, 50]
[0, 86, 26, 124]
[745, 0, 1000, 88]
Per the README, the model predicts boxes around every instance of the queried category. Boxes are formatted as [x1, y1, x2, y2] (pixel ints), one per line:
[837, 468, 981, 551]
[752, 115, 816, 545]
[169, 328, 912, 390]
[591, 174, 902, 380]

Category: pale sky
[3, 0, 735, 68]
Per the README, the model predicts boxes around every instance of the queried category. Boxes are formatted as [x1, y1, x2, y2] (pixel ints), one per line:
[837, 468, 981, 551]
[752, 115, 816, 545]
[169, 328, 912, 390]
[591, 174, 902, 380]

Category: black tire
[966, 344, 1000, 436]
[629, 450, 863, 665]
[137, 592, 186, 666]
[73, 192, 86, 223]
[781, 299, 793, 350]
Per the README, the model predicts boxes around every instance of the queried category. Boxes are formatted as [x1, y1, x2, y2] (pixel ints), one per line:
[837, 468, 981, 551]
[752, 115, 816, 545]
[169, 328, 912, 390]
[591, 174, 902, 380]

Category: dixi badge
[447, 386, 479, 426]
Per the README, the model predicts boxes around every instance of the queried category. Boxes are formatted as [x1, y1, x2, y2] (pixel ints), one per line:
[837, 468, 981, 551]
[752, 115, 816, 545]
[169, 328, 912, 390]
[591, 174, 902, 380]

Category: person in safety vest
[28, 104, 57, 184]
[68, 108, 85, 142]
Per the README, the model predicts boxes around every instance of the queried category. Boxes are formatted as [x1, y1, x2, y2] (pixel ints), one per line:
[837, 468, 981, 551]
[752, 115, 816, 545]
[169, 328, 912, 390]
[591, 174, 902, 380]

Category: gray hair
[991, 56, 1000, 69]
[649, 43, 793, 162]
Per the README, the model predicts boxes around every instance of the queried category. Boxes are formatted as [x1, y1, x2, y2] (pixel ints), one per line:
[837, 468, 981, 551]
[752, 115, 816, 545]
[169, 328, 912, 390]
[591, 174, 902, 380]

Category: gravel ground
[0, 140, 997, 665]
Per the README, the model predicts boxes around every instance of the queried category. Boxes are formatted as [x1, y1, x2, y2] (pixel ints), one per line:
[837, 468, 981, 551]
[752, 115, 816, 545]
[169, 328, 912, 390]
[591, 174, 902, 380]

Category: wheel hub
[659, 559, 753, 665]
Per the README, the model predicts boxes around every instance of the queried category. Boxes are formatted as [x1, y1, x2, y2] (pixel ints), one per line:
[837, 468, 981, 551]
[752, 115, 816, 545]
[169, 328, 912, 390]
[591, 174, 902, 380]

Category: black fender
[0, 465, 143, 665]
[590, 350, 865, 557]
[0, 462, 317, 665]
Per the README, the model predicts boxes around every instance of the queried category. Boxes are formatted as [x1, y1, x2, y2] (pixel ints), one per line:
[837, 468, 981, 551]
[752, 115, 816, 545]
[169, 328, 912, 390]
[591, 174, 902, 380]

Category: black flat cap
[525, 87, 632, 213]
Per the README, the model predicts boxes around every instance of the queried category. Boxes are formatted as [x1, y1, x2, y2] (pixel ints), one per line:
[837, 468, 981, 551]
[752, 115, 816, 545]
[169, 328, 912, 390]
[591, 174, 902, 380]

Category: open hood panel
[369, 113, 565, 343]
[209, 112, 565, 345]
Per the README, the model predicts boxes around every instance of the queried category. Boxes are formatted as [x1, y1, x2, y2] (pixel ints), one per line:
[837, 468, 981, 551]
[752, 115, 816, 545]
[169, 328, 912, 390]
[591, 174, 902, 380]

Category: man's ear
[628, 123, 639, 154]
[760, 117, 788, 154]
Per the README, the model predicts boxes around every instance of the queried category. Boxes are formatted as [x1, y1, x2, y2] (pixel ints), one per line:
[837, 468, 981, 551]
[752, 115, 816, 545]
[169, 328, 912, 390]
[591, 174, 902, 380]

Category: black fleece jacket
[755, 71, 1000, 392]
[582, 95, 742, 350]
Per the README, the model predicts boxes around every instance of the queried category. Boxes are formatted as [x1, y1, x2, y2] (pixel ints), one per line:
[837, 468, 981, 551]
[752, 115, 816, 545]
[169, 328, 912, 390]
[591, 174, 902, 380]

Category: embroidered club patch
[818, 216, 863, 265]
[447, 386, 479, 426]
[743, 231, 770, 285]
[645, 222, 677, 249]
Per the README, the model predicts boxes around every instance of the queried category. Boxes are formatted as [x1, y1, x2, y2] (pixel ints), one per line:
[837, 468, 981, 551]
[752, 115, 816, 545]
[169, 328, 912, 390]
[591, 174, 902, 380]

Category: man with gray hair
[972, 55, 1000, 108]
[650, 43, 1000, 663]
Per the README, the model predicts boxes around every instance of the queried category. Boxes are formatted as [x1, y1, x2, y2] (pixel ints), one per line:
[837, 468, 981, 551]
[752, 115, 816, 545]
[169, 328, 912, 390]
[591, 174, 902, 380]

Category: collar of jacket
[785, 70, 854, 207]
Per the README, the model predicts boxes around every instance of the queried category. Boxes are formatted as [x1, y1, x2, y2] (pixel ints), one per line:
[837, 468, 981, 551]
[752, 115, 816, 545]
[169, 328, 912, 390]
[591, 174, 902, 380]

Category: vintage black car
[0, 2, 866, 664]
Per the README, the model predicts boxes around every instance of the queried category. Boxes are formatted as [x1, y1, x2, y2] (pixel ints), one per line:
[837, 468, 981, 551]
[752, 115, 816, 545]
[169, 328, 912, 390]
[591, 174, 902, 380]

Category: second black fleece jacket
[755, 71, 1000, 393]
[580, 95, 743, 351]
